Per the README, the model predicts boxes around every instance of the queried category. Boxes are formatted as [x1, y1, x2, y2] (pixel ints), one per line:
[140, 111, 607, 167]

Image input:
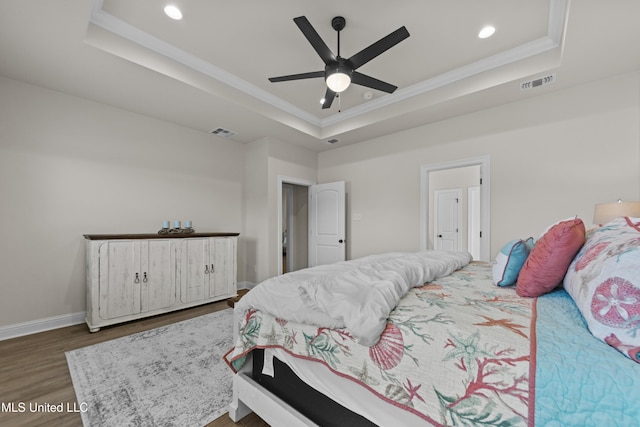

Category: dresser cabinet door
[140, 239, 176, 312]
[210, 237, 237, 298]
[180, 238, 209, 303]
[98, 241, 141, 319]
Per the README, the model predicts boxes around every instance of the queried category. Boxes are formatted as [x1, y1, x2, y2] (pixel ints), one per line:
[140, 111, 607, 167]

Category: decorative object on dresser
[66, 308, 234, 427]
[159, 220, 196, 234]
[83, 232, 239, 332]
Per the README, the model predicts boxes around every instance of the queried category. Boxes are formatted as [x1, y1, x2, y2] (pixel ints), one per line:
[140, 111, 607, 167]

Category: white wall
[243, 138, 317, 283]
[267, 139, 317, 279]
[0, 77, 245, 328]
[318, 72, 640, 260]
[243, 139, 269, 285]
[2, 71, 640, 332]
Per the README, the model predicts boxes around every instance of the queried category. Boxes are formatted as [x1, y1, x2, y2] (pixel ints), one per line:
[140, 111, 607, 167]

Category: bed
[224, 217, 640, 426]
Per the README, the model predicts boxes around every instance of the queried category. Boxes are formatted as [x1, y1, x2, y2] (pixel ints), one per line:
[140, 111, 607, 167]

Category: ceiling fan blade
[352, 72, 398, 93]
[321, 88, 336, 109]
[269, 70, 325, 82]
[348, 26, 410, 70]
[293, 16, 336, 65]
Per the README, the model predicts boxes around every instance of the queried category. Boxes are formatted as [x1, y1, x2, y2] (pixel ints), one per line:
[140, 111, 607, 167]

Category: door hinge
[480, 231, 483, 238]
[480, 178, 483, 185]
[456, 198, 459, 203]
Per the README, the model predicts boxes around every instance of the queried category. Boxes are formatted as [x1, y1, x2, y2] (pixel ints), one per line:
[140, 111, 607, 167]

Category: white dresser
[84, 232, 238, 332]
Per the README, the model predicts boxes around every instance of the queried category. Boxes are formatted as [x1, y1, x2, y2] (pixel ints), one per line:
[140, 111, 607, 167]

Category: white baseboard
[0, 312, 86, 341]
[0, 286, 259, 341]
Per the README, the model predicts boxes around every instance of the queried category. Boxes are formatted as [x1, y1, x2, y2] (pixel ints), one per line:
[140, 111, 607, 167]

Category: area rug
[66, 309, 234, 427]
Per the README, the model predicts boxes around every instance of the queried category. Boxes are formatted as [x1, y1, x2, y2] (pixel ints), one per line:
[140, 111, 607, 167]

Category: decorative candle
[162, 221, 170, 229]
[173, 220, 181, 229]
[185, 220, 192, 229]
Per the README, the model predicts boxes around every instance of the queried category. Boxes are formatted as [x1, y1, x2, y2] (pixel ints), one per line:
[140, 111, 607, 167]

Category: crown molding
[88, 0, 568, 137]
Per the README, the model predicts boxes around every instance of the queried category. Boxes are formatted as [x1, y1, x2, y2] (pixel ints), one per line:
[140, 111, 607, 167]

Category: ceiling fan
[269, 16, 410, 109]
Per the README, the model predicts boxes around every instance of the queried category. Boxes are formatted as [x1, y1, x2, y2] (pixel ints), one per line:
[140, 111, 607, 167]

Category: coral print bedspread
[225, 260, 640, 426]
[226, 262, 533, 425]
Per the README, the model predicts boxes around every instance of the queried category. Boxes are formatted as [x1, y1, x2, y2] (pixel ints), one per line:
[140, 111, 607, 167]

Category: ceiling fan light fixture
[326, 68, 352, 93]
[268, 16, 410, 109]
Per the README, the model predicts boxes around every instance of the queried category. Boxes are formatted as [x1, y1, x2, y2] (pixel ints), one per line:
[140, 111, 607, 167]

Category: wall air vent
[210, 127, 237, 138]
[325, 138, 339, 144]
[520, 73, 556, 91]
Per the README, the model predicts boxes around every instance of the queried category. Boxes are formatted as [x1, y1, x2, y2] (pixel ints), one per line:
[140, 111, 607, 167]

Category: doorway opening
[277, 177, 347, 275]
[420, 156, 490, 261]
[280, 181, 310, 274]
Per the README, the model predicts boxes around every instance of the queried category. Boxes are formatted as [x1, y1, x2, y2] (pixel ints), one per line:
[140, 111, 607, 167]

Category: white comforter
[235, 251, 472, 346]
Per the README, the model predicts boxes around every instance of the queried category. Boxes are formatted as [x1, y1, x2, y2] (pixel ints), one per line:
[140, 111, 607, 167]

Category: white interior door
[309, 181, 346, 267]
[434, 189, 461, 251]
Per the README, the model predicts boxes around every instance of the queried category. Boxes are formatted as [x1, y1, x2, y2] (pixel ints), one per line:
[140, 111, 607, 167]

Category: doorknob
[338, 239, 344, 243]
[438, 235, 443, 238]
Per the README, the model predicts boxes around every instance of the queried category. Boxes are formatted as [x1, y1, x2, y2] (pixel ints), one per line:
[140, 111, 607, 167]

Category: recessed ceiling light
[164, 5, 183, 20]
[478, 25, 496, 39]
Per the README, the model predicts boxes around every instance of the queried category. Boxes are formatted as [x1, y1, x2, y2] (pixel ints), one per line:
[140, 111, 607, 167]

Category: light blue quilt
[535, 289, 640, 426]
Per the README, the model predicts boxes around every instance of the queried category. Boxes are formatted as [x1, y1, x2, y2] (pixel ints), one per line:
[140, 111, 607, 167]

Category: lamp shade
[593, 200, 640, 225]
[326, 71, 351, 93]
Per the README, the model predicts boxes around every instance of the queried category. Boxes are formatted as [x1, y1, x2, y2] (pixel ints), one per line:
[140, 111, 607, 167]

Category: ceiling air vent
[210, 127, 237, 138]
[520, 73, 556, 91]
[325, 138, 339, 145]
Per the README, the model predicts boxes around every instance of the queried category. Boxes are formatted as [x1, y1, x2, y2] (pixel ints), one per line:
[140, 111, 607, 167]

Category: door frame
[277, 175, 315, 276]
[420, 155, 491, 261]
[468, 186, 481, 259]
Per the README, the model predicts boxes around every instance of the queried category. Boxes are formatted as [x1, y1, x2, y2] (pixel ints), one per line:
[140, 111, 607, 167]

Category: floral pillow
[564, 217, 640, 363]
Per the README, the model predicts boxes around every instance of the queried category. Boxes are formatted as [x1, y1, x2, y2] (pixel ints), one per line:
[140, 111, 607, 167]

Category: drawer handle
[211, 264, 215, 273]
[143, 272, 148, 283]
[205, 265, 210, 274]
[134, 273, 140, 283]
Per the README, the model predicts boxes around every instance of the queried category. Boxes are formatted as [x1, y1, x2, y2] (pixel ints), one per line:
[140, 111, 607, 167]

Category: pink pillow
[516, 218, 585, 297]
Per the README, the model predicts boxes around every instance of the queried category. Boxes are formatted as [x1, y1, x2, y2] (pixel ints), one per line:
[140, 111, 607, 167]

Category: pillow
[564, 217, 640, 363]
[492, 238, 534, 286]
[516, 218, 585, 297]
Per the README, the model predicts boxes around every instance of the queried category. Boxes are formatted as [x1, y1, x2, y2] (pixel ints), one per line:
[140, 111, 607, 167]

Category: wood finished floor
[0, 301, 270, 427]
